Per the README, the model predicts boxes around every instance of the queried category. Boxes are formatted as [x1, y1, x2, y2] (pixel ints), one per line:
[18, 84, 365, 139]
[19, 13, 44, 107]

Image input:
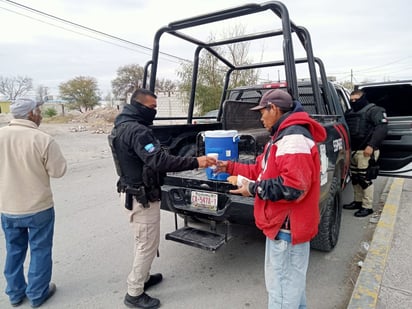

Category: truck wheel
[311, 176, 342, 252]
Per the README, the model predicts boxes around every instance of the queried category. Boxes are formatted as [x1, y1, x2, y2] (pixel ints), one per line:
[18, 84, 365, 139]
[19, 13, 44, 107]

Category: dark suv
[355, 80, 412, 178]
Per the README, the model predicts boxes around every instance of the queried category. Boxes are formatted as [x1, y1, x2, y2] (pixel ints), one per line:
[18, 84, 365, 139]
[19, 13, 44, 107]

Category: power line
[0, 5, 154, 56]
[329, 57, 412, 77]
[1, 0, 190, 63]
[355, 57, 411, 73]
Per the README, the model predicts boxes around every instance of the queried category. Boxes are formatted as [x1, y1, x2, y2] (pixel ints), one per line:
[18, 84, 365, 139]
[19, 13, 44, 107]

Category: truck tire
[310, 176, 342, 252]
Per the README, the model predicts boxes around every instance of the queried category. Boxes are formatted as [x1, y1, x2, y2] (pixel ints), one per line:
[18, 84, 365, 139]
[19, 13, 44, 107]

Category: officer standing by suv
[108, 88, 215, 309]
[344, 89, 388, 217]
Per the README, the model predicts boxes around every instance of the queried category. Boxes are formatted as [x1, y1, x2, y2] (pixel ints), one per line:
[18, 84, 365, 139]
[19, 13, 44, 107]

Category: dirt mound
[70, 107, 119, 133]
[2, 107, 120, 134]
[74, 107, 119, 124]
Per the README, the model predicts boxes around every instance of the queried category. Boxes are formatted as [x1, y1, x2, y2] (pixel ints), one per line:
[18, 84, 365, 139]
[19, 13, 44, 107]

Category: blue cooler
[203, 130, 239, 181]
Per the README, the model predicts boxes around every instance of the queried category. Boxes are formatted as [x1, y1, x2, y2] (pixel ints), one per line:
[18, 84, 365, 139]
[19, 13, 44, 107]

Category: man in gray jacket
[0, 98, 67, 307]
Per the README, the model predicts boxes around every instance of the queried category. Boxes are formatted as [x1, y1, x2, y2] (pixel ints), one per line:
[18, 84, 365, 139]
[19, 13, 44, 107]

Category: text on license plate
[191, 191, 218, 211]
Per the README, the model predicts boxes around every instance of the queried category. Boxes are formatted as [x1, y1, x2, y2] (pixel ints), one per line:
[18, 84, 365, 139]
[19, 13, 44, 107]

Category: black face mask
[350, 95, 368, 112]
[131, 101, 157, 125]
[142, 104, 157, 122]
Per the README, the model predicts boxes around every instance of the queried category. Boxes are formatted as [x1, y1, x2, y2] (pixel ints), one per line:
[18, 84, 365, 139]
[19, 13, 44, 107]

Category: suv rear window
[362, 84, 412, 117]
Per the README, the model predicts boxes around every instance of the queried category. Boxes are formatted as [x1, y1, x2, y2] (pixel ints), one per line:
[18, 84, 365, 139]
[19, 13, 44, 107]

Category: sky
[1, 0, 411, 99]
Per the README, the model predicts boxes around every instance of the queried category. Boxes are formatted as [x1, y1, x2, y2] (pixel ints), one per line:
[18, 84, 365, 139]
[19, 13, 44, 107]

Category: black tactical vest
[108, 122, 145, 187]
[345, 103, 375, 141]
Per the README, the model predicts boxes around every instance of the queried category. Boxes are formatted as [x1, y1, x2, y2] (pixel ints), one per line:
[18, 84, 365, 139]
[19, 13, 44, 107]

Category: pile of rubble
[2, 106, 119, 134]
[68, 125, 88, 133]
[74, 107, 119, 124]
[70, 107, 119, 134]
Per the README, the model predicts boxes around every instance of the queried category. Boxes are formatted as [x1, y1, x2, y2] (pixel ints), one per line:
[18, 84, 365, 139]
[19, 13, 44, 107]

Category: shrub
[44, 107, 58, 118]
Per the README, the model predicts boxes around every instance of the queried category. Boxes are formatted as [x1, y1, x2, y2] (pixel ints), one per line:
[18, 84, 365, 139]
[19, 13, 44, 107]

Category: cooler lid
[204, 130, 238, 138]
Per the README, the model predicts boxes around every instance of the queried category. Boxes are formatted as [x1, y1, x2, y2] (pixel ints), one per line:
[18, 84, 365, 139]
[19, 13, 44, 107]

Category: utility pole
[350, 69, 353, 85]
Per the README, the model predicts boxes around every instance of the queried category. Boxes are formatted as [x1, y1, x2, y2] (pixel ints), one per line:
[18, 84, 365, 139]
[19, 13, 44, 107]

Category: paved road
[0, 126, 388, 308]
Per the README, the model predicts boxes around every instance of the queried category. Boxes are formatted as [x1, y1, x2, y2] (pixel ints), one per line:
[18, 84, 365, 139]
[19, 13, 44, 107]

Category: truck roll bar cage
[143, 1, 330, 122]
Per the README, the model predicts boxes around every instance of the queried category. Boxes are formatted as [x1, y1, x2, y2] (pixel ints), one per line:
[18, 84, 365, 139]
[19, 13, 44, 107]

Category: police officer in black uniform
[108, 88, 215, 309]
[343, 89, 388, 217]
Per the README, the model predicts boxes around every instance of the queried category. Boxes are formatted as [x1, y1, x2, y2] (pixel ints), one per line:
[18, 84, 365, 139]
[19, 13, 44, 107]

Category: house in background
[0, 101, 11, 113]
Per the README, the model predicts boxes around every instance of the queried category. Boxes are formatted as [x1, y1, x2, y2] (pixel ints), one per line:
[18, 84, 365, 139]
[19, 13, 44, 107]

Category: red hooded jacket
[227, 111, 326, 244]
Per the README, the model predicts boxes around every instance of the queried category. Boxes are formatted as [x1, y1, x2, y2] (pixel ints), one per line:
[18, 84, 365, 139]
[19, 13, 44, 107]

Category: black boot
[343, 201, 362, 210]
[354, 207, 373, 217]
[144, 273, 163, 291]
[124, 293, 160, 309]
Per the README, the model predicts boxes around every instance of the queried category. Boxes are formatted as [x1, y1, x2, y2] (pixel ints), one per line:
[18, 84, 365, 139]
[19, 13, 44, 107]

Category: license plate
[191, 191, 218, 211]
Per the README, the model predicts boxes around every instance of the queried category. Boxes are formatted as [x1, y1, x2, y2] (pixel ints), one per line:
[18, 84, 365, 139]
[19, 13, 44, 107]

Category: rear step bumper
[166, 227, 227, 251]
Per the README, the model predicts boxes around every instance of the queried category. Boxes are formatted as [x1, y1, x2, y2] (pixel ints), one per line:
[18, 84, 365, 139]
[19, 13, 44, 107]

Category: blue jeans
[1, 208, 55, 306]
[265, 237, 310, 309]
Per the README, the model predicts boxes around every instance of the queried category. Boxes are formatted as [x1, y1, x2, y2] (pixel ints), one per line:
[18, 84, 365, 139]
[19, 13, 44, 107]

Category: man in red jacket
[217, 89, 326, 309]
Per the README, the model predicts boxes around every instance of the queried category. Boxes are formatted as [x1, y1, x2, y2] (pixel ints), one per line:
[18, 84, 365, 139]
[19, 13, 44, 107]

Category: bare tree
[104, 92, 114, 107]
[36, 85, 49, 103]
[111, 64, 145, 101]
[0, 76, 33, 100]
[156, 78, 177, 96]
[224, 24, 259, 87]
[339, 81, 354, 92]
[178, 26, 259, 115]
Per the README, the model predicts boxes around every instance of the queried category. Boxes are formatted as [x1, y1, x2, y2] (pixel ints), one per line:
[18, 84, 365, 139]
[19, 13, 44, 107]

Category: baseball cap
[10, 98, 38, 118]
[250, 89, 293, 111]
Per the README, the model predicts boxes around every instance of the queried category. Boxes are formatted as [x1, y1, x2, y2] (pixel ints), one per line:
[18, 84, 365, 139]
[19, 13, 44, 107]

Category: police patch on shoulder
[144, 143, 155, 153]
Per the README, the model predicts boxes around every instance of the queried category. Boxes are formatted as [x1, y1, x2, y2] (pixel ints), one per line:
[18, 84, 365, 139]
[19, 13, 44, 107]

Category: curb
[347, 177, 405, 309]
